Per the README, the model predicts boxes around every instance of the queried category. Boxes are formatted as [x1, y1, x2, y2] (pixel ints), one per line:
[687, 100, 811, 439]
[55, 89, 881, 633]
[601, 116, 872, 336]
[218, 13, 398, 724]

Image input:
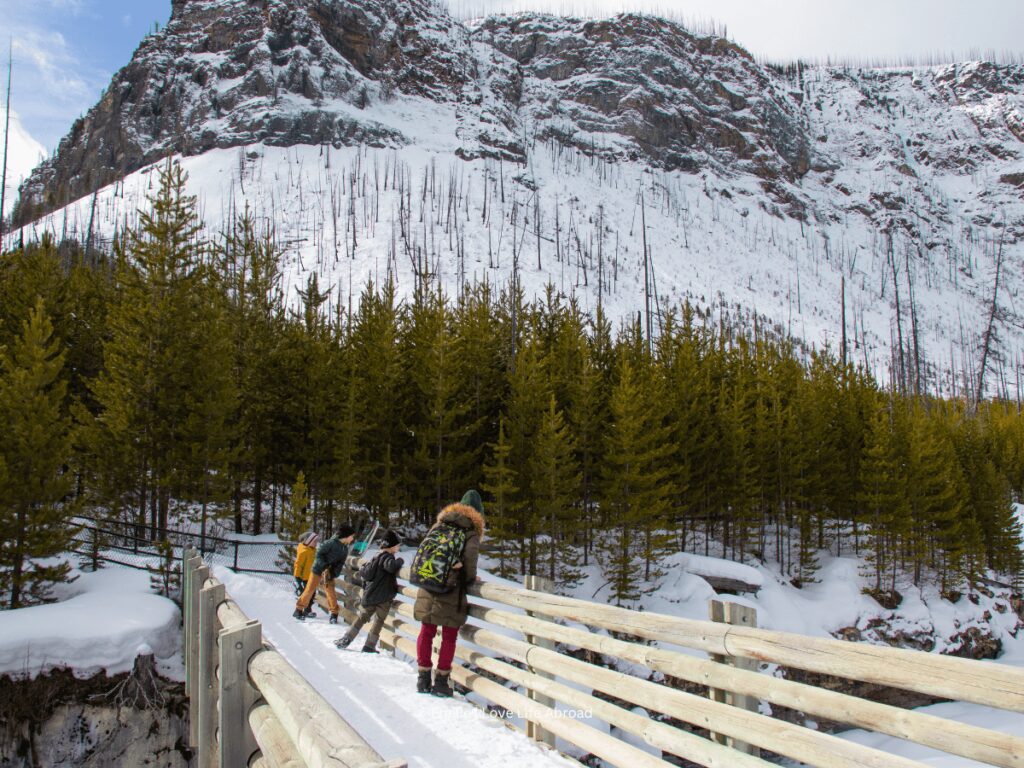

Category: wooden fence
[181, 549, 407, 768]
[325, 556, 1024, 768]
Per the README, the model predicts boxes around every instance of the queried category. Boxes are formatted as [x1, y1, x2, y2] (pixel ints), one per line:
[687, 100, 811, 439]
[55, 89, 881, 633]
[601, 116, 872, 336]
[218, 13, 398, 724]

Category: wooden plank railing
[181, 548, 407, 768]
[322, 557, 1024, 768]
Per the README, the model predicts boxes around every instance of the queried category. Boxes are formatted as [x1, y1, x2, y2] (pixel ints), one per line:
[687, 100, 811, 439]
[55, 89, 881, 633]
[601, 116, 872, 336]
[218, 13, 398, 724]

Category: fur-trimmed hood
[436, 503, 485, 539]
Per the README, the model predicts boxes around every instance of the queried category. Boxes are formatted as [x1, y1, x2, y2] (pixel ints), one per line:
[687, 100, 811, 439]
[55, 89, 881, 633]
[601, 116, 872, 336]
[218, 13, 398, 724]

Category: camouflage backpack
[409, 523, 467, 594]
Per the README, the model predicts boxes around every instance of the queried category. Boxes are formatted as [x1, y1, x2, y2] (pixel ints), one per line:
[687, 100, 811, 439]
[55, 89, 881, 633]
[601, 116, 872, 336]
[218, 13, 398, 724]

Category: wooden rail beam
[416, 574, 1024, 712]
[382, 623, 675, 768]
[385, 614, 773, 768]
[248, 648, 407, 768]
[397, 601, 932, 768]
[248, 703, 306, 768]
[435, 589, 1024, 768]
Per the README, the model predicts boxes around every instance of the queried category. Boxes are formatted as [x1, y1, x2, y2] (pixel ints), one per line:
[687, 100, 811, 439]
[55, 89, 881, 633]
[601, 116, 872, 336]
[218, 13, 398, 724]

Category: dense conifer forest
[2, 162, 1022, 607]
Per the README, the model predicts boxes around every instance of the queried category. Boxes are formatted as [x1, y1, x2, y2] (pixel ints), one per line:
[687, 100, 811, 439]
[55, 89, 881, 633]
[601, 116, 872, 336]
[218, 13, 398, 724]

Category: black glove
[294, 578, 306, 596]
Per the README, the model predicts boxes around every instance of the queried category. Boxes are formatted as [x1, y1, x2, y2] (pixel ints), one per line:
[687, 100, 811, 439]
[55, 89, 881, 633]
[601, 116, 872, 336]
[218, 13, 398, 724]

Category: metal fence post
[708, 599, 760, 757]
[219, 620, 263, 768]
[524, 574, 557, 748]
[188, 561, 210, 749]
[198, 581, 226, 768]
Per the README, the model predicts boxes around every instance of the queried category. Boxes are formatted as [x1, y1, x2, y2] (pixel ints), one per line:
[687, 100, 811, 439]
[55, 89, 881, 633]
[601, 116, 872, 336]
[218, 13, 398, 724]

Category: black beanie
[380, 529, 401, 548]
[335, 523, 356, 539]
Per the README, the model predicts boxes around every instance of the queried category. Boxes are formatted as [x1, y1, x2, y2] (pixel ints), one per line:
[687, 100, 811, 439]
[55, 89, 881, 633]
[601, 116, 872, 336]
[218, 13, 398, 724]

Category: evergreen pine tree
[148, 539, 182, 600]
[529, 396, 582, 586]
[858, 406, 905, 598]
[219, 209, 287, 534]
[350, 280, 405, 523]
[0, 299, 75, 608]
[482, 414, 521, 579]
[276, 471, 310, 571]
[86, 159, 207, 536]
[599, 355, 675, 604]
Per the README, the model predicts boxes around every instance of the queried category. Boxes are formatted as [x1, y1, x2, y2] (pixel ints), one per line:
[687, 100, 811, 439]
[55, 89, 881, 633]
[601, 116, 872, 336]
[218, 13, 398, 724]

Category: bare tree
[977, 227, 1006, 403]
[0, 42, 12, 243]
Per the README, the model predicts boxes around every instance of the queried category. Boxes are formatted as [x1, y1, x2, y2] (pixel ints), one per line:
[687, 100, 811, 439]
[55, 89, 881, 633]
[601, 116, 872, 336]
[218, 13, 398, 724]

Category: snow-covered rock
[0, 567, 181, 680]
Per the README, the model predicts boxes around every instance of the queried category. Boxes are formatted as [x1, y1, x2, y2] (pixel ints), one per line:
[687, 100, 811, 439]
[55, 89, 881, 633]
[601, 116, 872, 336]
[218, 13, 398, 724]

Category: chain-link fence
[71, 516, 289, 576]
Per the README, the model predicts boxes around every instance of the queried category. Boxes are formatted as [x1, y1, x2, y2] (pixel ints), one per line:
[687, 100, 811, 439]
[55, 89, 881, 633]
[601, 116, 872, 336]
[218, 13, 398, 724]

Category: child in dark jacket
[334, 529, 404, 652]
[294, 523, 356, 623]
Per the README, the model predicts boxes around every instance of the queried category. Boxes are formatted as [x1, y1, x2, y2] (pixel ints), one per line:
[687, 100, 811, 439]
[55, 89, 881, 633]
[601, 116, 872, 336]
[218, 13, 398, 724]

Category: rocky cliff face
[0, 656, 189, 768]
[14, 0, 487, 223]
[13, 0, 815, 224]
[472, 14, 810, 182]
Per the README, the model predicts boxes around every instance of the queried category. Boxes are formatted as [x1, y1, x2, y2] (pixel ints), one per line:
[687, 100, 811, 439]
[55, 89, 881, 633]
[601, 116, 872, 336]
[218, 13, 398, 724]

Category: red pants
[416, 623, 459, 672]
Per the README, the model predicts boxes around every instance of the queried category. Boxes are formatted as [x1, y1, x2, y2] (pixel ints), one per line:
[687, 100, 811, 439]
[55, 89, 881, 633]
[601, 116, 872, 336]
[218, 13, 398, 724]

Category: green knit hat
[460, 489, 484, 515]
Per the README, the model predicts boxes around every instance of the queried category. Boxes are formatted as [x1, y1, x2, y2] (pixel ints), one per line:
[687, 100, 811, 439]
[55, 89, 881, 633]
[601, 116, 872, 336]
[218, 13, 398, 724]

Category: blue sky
[4, 0, 1024, 154]
[1, 0, 171, 151]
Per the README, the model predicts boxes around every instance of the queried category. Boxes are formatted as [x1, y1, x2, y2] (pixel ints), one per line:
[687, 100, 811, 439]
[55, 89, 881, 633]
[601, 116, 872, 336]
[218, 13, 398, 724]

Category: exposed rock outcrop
[0, 655, 189, 768]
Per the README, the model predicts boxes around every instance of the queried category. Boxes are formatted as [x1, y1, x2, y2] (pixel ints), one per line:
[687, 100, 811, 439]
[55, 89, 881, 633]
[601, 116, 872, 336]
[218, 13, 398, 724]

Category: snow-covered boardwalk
[216, 568, 577, 768]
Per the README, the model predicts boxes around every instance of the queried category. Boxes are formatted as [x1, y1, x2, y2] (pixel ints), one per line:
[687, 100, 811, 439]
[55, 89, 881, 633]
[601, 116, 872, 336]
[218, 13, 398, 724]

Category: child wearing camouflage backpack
[411, 490, 485, 697]
[334, 529, 404, 653]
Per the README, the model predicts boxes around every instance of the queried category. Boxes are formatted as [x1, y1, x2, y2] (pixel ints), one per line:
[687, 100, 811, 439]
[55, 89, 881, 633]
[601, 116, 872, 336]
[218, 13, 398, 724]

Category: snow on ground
[829, 702, 1024, 768]
[0, 565, 182, 680]
[216, 566, 581, 768]
[561, 545, 1023, 657]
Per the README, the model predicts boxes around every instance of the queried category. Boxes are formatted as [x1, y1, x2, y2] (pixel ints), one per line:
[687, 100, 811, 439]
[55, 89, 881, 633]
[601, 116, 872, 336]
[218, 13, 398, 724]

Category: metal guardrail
[74, 517, 285, 575]
[182, 548, 407, 768]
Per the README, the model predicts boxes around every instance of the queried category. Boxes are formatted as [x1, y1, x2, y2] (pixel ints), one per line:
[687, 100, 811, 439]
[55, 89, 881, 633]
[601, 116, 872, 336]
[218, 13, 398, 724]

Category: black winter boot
[334, 634, 353, 649]
[416, 669, 432, 694]
[329, 614, 338, 625]
[303, 605, 316, 618]
[292, 609, 305, 621]
[362, 634, 379, 653]
[431, 672, 453, 698]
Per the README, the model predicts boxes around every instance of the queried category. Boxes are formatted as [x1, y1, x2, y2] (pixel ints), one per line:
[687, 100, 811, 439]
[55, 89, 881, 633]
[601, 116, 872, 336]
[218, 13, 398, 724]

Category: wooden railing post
[708, 599, 760, 757]
[185, 555, 205, 748]
[182, 549, 195, 691]
[219, 619, 263, 768]
[524, 574, 557, 749]
[198, 581, 226, 768]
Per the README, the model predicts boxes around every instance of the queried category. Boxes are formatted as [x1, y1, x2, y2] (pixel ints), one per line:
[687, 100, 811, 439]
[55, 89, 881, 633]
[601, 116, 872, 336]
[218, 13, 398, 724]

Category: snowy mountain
[8, 0, 1024, 395]
[0, 108, 46, 218]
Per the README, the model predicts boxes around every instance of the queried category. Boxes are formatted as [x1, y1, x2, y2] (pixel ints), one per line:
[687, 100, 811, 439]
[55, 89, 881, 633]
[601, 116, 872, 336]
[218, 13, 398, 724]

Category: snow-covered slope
[0, 108, 45, 217]
[7, 0, 1024, 394]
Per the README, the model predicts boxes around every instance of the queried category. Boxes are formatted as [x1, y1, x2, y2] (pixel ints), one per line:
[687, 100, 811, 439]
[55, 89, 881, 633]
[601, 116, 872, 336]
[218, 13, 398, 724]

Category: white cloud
[42, 0, 85, 13]
[0, 107, 48, 217]
[0, 0, 109, 151]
